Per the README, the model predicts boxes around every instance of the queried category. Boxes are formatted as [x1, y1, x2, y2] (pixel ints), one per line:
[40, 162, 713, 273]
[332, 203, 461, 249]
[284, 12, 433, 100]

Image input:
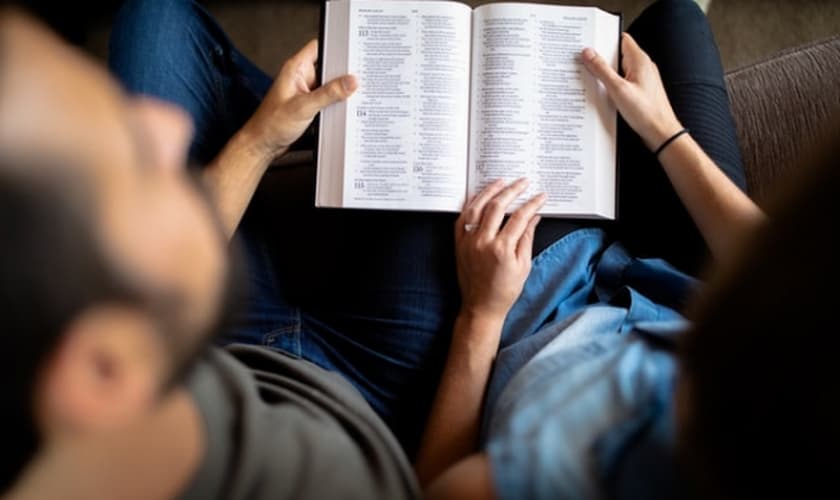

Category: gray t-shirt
[179, 344, 420, 500]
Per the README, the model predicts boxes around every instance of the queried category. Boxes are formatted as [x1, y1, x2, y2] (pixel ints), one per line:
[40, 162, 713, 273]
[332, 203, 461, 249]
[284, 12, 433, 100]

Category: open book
[317, 0, 620, 219]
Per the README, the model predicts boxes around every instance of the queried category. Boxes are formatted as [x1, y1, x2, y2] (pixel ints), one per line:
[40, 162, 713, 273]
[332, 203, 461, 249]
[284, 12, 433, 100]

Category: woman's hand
[240, 39, 358, 163]
[582, 33, 683, 151]
[417, 179, 543, 488]
[455, 179, 546, 324]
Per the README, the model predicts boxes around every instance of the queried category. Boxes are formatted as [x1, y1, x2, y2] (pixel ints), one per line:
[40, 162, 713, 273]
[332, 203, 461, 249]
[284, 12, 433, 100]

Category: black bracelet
[654, 128, 689, 157]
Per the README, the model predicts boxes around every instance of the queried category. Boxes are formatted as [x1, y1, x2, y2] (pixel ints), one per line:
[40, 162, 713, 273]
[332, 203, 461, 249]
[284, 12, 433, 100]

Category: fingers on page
[462, 179, 505, 223]
[582, 47, 623, 92]
[478, 179, 529, 238]
[500, 193, 546, 244]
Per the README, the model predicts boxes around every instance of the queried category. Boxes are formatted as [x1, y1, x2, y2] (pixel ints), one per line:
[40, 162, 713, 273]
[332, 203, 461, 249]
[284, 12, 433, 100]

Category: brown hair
[679, 123, 840, 499]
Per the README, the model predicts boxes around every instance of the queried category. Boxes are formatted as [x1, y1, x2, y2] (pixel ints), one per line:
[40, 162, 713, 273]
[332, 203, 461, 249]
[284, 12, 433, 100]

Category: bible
[317, 0, 621, 219]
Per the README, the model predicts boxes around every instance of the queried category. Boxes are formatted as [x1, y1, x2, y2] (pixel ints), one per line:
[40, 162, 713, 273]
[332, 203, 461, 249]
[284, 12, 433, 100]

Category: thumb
[581, 46, 624, 94]
[299, 74, 358, 117]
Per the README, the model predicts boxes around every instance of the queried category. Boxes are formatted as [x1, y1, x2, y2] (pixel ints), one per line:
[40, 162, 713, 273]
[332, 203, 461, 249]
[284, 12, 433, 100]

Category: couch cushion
[725, 36, 840, 203]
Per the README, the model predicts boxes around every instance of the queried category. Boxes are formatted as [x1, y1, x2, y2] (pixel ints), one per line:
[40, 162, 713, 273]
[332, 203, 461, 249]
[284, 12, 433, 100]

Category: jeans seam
[262, 307, 302, 357]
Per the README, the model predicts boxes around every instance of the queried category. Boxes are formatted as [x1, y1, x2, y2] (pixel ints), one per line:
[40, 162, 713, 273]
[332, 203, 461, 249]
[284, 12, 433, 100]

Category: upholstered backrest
[725, 36, 840, 203]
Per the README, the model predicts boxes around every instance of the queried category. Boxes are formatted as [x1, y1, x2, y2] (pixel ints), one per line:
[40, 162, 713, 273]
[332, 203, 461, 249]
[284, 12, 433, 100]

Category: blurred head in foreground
[678, 126, 840, 499]
[0, 8, 231, 492]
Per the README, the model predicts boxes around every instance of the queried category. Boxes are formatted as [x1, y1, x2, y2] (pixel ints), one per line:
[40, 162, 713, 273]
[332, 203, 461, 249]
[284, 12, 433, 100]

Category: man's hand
[455, 179, 545, 324]
[240, 39, 358, 162]
[204, 40, 356, 237]
[582, 33, 683, 151]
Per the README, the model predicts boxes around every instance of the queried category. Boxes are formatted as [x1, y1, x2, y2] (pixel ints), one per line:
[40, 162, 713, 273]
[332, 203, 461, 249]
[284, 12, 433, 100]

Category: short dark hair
[0, 160, 145, 492]
[679, 126, 840, 499]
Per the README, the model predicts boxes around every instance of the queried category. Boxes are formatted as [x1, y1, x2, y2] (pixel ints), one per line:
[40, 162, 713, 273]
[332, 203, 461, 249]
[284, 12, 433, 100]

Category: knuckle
[288, 97, 307, 115]
[327, 82, 344, 100]
[492, 243, 508, 259]
[508, 212, 526, 226]
[487, 199, 504, 212]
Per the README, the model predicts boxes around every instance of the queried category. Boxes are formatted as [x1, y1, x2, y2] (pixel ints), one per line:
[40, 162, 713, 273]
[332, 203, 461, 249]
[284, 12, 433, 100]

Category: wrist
[451, 311, 504, 363]
[236, 121, 288, 167]
[455, 309, 505, 338]
[646, 117, 684, 152]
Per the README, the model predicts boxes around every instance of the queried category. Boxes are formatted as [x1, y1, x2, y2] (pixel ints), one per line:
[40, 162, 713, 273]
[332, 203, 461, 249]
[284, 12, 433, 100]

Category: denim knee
[628, 0, 721, 81]
[635, 0, 707, 31]
[112, 0, 200, 37]
[108, 0, 212, 76]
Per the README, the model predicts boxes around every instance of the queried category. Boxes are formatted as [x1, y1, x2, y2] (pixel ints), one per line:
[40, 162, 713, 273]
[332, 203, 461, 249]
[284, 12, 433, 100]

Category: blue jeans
[109, 0, 743, 456]
[109, 0, 460, 457]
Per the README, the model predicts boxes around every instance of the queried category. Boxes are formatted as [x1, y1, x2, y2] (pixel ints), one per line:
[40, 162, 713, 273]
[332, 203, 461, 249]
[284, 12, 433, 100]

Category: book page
[340, 0, 472, 211]
[468, 3, 618, 218]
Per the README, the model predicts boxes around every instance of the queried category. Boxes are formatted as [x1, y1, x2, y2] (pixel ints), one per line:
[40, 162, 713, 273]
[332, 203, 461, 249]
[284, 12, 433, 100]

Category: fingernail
[342, 75, 358, 92]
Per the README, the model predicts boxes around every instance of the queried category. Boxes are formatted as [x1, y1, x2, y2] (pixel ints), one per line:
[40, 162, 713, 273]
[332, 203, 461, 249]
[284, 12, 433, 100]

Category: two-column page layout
[317, 0, 620, 219]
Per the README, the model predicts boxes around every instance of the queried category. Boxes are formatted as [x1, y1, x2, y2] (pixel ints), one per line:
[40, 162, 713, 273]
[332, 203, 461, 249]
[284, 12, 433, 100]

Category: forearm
[658, 133, 766, 260]
[202, 127, 280, 238]
[580, 38, 766, 260]
[414, 312, 503, 487]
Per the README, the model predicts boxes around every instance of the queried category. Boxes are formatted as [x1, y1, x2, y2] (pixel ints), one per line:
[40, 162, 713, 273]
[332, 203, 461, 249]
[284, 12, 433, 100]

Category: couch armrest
[725, 36, 840, 203]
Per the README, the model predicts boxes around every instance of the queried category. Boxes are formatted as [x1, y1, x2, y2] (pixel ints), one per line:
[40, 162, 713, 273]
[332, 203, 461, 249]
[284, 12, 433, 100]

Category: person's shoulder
[181, 345, 421, 500]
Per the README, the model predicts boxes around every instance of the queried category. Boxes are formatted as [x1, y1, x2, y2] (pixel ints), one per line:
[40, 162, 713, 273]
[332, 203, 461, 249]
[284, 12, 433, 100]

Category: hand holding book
[581, 33, 684, 152]
[205, 39, 357, 237]
[242, 39, 358, 163]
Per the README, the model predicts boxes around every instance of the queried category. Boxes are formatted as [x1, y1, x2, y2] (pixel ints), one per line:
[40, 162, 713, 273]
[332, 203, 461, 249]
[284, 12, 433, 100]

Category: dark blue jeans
[108, 0, 743, 456]
[535, 0, 746, 273]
